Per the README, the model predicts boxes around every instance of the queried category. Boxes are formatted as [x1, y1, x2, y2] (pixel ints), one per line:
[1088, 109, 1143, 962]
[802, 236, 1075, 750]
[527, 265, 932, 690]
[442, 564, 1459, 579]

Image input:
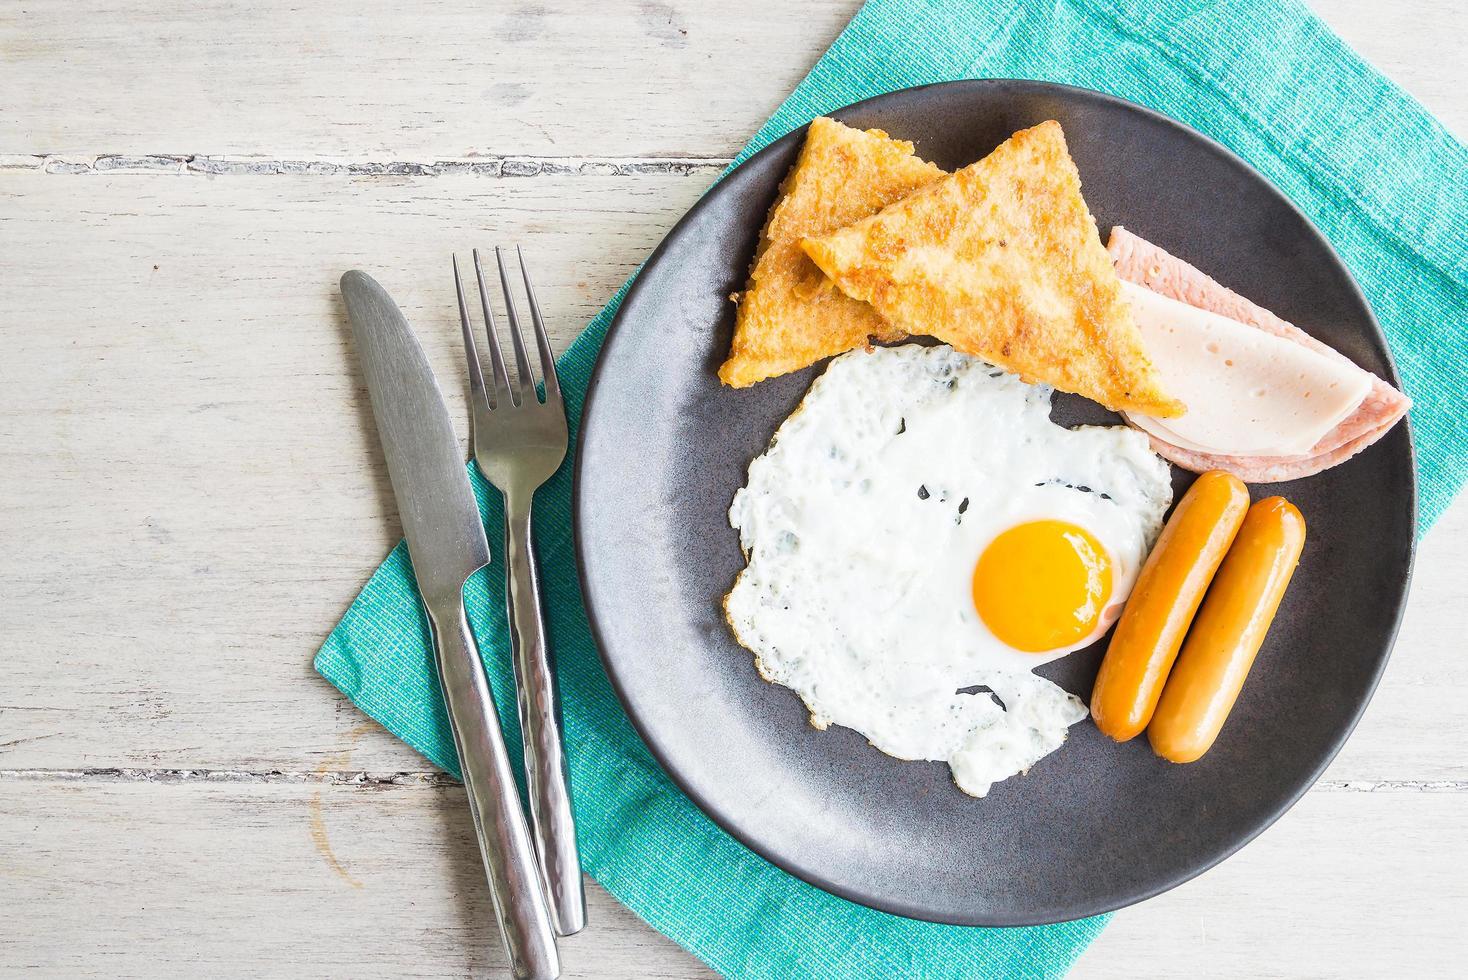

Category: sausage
[1147, 497, 1306, 763]
[1091, 470, 1251, 741]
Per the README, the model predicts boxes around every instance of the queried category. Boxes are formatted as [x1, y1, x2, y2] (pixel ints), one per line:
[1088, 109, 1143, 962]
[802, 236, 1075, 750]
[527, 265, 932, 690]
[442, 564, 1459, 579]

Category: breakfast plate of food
[574, 80, 1416, 925]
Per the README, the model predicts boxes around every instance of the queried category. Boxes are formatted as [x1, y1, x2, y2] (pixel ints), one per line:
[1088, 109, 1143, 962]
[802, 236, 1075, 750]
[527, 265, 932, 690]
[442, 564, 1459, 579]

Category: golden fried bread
[718, 117, 945, 388]
[801, 121, 1185, 417]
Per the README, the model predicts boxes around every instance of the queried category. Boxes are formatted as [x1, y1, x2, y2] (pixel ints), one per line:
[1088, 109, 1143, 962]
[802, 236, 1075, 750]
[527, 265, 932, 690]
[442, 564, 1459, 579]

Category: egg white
[726, 344, 1173, 796]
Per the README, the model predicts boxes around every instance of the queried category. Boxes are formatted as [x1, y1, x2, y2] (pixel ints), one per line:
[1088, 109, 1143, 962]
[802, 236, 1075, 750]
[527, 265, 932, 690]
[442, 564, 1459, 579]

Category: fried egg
[726, 344, 1173, 796]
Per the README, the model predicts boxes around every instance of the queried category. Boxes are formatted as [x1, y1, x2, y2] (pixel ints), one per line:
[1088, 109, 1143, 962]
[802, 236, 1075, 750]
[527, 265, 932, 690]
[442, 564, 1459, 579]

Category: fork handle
[425, 596, 561, 979]
[504, 495, 587, 937]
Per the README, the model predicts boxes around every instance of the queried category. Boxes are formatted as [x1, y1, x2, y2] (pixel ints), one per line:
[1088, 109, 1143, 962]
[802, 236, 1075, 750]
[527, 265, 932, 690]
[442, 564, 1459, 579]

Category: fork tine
[495, 246, 536, 402]
[516, 246, 561, 404]
[453, 255, 492, 415]
[471, 248, 514, 408]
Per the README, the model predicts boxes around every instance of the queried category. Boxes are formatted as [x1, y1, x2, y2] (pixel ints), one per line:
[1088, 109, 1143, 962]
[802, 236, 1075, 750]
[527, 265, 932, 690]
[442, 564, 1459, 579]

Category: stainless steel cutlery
[341, 267, 571, 979]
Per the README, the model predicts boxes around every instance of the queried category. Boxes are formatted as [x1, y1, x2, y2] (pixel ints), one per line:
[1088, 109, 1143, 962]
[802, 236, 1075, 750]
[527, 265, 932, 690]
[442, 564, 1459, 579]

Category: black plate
[574, 81, 1416, 926]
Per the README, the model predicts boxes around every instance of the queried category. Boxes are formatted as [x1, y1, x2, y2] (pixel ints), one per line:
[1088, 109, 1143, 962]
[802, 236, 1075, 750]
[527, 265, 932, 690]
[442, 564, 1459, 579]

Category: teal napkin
[317, 1, 1467, 976]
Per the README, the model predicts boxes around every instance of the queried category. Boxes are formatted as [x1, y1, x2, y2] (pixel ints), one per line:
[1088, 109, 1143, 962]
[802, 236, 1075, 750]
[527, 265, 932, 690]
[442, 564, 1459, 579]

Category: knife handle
[504, 497, 587, 936]
[426, 597, 559, 980]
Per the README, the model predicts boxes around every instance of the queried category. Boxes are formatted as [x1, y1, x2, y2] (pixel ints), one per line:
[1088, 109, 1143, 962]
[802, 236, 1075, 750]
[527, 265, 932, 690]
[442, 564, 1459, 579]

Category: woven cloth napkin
[317, 0, 1467, 975]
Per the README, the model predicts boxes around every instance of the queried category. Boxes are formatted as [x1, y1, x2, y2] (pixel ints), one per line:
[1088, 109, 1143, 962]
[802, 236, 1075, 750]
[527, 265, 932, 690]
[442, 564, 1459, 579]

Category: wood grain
[1, 778, 1463, 977]
[0, 0, 1463, 976]
[0, 1, 1460, 165]
[0, 0, 852, 159]
[0, 776, 716, 978]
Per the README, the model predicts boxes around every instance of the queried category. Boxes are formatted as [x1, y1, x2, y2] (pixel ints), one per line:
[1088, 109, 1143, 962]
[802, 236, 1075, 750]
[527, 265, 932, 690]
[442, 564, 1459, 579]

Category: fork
[455, 247, 586, 938]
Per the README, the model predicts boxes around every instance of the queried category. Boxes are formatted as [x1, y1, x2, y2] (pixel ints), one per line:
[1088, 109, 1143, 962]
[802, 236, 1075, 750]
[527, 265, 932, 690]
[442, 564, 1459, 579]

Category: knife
[341, 271, 559, 980]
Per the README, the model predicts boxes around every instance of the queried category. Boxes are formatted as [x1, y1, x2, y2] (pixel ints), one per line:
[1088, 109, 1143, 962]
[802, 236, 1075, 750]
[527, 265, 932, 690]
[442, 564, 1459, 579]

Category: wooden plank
[0, 0, 855, 160]
[0, 2, 1460, 165]
[0, 777, 1461, 977]
[2, 165, 1466, 778]
[0, 776, 716, 978]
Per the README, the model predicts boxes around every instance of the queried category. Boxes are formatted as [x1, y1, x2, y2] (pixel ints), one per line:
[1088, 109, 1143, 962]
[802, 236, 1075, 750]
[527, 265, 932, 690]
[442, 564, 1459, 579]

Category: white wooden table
[1, 2, 1463, 976]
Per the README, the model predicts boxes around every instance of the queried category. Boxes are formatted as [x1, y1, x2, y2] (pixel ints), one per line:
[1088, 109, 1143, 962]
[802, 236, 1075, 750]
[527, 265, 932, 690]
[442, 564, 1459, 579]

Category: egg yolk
[972, 520, 1113, 653]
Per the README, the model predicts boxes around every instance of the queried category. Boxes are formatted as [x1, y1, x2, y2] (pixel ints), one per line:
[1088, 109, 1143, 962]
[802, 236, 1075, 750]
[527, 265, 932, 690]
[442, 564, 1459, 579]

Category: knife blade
[343, 272, 488, 604]
[341, 270, 559, 980]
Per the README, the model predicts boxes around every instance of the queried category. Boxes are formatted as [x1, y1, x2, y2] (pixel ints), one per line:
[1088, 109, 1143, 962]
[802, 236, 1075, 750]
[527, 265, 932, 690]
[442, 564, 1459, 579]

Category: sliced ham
[1109, 227, 1411, 482]
[1119, 282, 1374, 456]
[1135, 421, 1408, 485]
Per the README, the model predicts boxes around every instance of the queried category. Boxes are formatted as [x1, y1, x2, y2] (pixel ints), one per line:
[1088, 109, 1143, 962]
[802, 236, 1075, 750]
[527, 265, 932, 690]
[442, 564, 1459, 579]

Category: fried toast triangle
[718, 117, 945, 388]
[801, 121, 1184, 417]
